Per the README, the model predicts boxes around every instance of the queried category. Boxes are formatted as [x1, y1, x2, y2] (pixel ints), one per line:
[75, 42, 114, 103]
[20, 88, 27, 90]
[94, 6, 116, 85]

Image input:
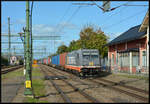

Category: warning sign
[26, 80, 31, 88]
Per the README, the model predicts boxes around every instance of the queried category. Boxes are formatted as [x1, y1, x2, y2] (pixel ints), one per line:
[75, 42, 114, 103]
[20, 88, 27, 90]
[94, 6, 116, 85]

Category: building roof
[139, 10, 149, 32]
[106, 25, 146, 46]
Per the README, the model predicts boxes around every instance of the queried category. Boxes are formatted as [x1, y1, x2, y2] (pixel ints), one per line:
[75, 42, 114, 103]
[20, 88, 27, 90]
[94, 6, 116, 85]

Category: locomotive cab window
[83, 55, 89, 60]
[91, 55, 98, 58]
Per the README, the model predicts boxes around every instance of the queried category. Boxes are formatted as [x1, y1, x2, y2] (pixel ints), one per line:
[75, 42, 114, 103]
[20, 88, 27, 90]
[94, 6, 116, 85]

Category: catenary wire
[100, 1, 131, 28]
[102, 9, 147, 30]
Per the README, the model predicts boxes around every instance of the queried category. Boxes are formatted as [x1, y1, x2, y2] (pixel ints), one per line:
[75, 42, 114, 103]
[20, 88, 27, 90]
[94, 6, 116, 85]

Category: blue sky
[1, 1, 149, 59]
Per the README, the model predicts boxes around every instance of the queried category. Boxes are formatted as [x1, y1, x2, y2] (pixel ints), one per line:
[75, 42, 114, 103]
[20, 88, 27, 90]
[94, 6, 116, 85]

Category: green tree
[56, 45, 68, 54]
[79, 24, 109, 58]
[1, 56, 9, 66]
[56, 24, 109, 58]
[67, 40, 82, 52]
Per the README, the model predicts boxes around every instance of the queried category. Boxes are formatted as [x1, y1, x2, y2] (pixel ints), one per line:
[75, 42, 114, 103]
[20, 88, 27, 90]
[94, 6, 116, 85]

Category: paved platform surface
[1, 76, 25, 103]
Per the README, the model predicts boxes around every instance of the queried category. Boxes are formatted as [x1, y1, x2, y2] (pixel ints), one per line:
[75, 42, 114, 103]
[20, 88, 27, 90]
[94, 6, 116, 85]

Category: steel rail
[99, 78, 149, 95]
[1, 66, 12, 69]
[62, 79, 100, 103]
[90, 79, 148, 102]
[42, 65, 100, 103]
[1, 65, 23, 74]
[49, 79, 72, 103]
[40, 67, 72, 103]
[46, 65, 89, 85]
[42, 64, 148, 102]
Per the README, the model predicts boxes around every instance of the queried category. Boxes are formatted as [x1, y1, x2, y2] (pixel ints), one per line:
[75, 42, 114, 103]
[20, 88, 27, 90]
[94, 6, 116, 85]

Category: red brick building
[106, 11, 149, 74]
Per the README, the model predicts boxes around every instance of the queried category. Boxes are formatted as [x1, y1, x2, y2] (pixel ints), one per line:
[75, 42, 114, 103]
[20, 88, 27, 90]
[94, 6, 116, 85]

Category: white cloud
[32, 24, 55, 35]
[58, 22, 77, 29]
[13, 19, 26, 25]
[32, 22, 77, 36]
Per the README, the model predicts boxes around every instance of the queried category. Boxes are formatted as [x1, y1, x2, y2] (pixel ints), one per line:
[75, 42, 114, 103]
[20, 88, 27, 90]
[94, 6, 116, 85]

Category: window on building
[116, 53, 118, 65]
[119, 52, 129, 67]
[132, 52, 139, 67]
[142, 51, 147, 67]
[111, 54, 114, 66]
[119, 53, 122, 67]
[124, 52, 129, 66]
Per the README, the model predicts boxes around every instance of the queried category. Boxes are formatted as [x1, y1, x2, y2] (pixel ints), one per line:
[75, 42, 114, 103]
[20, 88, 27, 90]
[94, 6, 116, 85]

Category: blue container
[52, 55, 60, 65]
[52, 56, 56, 65]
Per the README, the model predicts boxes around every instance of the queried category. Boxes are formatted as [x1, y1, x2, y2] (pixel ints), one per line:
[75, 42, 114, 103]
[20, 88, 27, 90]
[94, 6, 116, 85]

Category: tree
[56, 45, 68, 54]
[79, 24, 109, 57]
[1, 56, 9, 66]
[67, 39, 82, 52]
[56, 24, 109, 58]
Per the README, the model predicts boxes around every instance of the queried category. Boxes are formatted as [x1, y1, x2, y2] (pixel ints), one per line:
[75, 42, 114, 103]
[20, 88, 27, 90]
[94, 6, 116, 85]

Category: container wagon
[43, 58, 47, 65]
[48, 57, 51, 65]
[51, 55, 60, 67]
[59, 52, 67, 70]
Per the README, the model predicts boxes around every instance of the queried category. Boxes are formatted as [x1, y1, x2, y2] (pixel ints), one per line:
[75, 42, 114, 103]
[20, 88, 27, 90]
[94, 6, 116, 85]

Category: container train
[40, 49, 101, 77]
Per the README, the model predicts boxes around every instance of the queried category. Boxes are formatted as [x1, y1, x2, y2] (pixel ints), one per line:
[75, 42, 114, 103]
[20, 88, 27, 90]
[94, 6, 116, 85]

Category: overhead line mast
[24, 1, 33, 96]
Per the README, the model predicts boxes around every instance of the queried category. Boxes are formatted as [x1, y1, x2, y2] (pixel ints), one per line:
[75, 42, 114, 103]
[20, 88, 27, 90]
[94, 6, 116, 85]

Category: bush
[1, 56, 8, 66]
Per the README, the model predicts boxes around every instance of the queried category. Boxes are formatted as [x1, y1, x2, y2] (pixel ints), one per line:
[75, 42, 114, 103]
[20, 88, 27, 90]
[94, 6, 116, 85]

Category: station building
[106, 11, 149, 74]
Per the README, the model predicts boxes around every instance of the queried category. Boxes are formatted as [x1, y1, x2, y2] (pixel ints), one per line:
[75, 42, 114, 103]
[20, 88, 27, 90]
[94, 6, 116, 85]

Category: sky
[1, 1, 149, 59]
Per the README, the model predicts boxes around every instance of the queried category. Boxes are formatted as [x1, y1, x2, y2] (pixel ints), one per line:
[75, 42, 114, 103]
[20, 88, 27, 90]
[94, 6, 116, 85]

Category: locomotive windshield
[82, 52, 99, 66]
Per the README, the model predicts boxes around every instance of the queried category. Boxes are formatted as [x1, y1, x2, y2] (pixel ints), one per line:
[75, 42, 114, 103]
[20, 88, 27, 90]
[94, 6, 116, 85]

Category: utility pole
[24, 1, 33, 96]
[44, 47, 46, 57]
[13, 46, 16, 56]
[8, 17, 11, 65]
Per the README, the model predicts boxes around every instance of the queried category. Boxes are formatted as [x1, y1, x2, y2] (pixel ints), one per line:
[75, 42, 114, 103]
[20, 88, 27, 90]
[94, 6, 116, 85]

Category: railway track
[1, 65, 12, 69]
[89, 79, 149, 102]
[40, 65, 100, 103]
[95, 78, 149, 95]
[44, 64, 149, 102]
[1, 65, 23, 74]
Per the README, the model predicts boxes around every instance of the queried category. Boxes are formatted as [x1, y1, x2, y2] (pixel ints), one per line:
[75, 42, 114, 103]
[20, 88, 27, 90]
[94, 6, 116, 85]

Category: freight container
[46, 58, 48, 64]
[52, 55, 60, 65]
[48, 57, 51, 65]
[44, 58, 47, 64]
[60, 52, 67, 67]
[57, 55, 60, 65]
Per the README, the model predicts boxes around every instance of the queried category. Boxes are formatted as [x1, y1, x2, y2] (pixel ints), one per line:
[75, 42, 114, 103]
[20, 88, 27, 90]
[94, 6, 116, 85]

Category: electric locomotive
[65, 49, 101, 77]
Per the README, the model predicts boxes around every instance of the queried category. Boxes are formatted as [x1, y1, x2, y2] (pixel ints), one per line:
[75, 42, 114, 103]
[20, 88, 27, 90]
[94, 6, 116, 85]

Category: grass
[24, 67, 48, 103]
[32, 67, 46, 97]
[32, 79, 46, 97]
[32, 67, 43, 77]
[1, 68, 24, 80]
[24, 97, 49, 103]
